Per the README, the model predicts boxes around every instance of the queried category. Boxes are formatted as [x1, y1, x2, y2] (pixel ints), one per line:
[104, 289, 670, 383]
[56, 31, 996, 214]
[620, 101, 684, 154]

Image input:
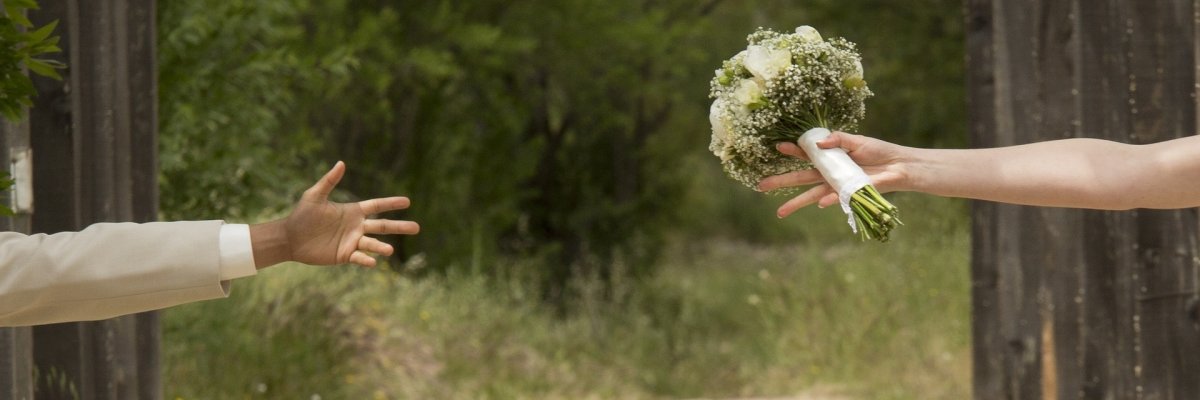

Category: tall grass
[163, 194, 970, 399]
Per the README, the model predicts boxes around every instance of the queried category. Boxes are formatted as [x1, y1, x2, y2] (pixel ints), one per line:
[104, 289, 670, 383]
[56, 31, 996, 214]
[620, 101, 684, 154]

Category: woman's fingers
[775, 142, 809, 160]
[758, 169, 824, 191]
[818, 192, 839, 208]
[817, 132, 845, 150]
[777, 184, 833, 218]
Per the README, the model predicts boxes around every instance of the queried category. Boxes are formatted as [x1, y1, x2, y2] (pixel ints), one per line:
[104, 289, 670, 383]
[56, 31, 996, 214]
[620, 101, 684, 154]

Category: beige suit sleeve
[0, 220, 232, 327]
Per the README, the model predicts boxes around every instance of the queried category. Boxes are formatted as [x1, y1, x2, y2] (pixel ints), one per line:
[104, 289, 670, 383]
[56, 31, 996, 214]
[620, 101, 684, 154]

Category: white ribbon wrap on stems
[797, 128, 872, 233]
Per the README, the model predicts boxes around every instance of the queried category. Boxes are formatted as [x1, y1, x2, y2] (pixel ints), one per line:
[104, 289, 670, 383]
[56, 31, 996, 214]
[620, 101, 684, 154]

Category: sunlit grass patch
[164, 194, 970, 399]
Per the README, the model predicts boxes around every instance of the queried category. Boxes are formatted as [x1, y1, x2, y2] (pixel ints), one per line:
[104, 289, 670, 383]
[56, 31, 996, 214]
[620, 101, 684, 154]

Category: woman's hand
[757, 131, 912, 218]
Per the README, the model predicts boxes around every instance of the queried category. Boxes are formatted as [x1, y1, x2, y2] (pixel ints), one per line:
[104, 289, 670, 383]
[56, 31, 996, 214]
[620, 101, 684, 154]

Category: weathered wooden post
[1, 117, 35, 400]
[968, 0, 1200, 398]
[14, 0, 161, 398]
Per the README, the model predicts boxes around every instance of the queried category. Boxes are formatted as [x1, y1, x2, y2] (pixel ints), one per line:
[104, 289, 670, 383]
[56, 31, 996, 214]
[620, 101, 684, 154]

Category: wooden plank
[126, 0, 162, 398]
[134, 313, 159, 400]
[30, 0, 99, 395]
[110, 0, 134, 221]
[32, 324, 94, 399]
[28, 0, 80, 235]
[26, 0, 162, 398]
[26, 1, 87, 399]
[93, 317, 139, 399]
[0, 115, 34, 400]
[992, 0, 1050, 398]
[126, 0, 158, 224]
[974, 0, 1200, 398]
[1029, 1, 1087, 399]
[76, 2, 138, 398]
[1125, 0, 1200, 397]
[74, 0, 118, 225]
[1076, 1, 1140, 398]
[0, 327, 33, 400]
[965, 0, 1003, 397]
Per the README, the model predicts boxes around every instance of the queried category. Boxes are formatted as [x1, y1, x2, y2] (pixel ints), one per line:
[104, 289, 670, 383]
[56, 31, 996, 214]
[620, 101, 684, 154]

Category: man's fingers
[777, 184, 833, 218]
[303, 161, 346, 202]
[775, 142, 809, 160]
[349, 251, 377, 268]
[363, 219, 421, 235]
[358, 196, 411, 215]
[758, 169, 824, 192]
[359, 236, 394, 256]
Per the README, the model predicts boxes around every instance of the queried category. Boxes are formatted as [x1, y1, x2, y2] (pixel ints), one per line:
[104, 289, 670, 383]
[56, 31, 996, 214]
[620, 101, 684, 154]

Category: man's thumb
[304, 161, 346, 201]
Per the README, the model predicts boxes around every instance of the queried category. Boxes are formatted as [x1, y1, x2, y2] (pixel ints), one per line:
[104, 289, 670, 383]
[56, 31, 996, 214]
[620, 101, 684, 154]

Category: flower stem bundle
[708, 26, 901, 242]
[849, 184, 901, 241]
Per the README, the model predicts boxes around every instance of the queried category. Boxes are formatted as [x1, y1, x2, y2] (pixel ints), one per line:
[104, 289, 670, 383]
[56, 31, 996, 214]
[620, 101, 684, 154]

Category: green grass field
[162, 193, 971, 399]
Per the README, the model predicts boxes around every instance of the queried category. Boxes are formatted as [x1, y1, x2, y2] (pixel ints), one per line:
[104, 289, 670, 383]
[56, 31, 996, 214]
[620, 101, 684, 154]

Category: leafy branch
[1, 0, 64, 120]
[0, 0, 63, 216]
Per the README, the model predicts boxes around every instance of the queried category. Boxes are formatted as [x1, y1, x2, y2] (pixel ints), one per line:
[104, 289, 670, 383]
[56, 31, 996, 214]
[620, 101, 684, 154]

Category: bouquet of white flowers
[709, 26, 901, 242]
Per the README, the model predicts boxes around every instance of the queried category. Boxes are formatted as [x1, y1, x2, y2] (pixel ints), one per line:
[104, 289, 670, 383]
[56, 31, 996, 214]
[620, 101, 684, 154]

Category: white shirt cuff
[218, 223, 258, 281]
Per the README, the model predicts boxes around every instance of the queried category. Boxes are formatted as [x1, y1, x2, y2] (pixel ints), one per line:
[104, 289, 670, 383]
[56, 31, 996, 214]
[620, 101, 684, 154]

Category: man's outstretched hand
[250, 161, 420, 268]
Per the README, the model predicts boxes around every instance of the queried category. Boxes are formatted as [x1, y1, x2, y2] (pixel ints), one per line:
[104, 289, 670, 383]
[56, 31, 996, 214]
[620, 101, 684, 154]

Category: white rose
[743, 45, 792, 83]
[708, 100, 731, 143]
[795, 25, 822, 43]
[733, 79, 764, 112]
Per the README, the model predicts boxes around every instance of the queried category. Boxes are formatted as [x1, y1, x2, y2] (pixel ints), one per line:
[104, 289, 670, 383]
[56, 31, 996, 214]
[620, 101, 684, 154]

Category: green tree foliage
[158, 0, 324, 220]
[0, 0, 62, 121]
[158, 0, 965, 294]
[288, 1, 723, 295]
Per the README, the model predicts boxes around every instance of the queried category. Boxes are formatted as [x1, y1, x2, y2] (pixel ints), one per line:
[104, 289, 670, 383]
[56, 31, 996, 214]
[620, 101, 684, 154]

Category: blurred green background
[157, 0, 970, 398]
